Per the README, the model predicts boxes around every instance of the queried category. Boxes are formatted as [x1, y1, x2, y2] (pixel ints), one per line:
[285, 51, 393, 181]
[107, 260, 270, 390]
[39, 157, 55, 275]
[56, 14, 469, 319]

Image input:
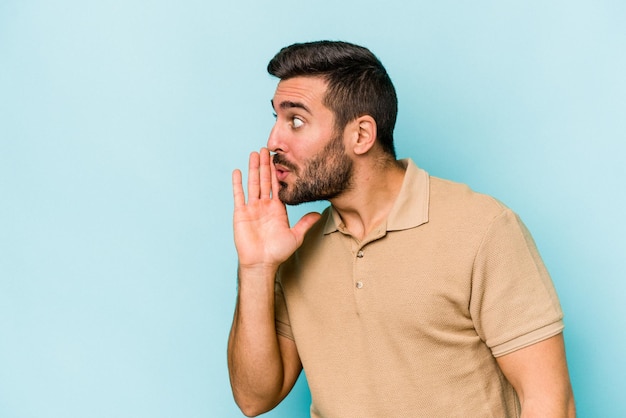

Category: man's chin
[277, 185, 295, 205]
[278, 186, 311, 206]
[278, 192, 303, 206]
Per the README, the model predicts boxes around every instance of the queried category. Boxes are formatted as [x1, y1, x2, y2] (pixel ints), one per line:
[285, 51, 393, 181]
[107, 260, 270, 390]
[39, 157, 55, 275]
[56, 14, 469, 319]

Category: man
[227, 41, 575, 417]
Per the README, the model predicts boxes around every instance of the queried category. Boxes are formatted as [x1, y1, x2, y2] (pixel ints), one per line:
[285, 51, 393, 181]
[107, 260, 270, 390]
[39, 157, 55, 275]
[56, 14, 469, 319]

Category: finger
[269, 153, 281, 200]
[232, 169, 245, 207]
[247, 151, 261, 201]
[259, 148, 272, 199]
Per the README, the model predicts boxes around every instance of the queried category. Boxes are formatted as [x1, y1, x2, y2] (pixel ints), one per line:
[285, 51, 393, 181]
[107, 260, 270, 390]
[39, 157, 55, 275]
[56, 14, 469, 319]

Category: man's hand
[232, 148, 321, 269]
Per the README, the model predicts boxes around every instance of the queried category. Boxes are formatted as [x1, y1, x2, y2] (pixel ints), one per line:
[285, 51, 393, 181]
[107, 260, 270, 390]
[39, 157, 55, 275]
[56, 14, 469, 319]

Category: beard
[273, 133, 354, 205]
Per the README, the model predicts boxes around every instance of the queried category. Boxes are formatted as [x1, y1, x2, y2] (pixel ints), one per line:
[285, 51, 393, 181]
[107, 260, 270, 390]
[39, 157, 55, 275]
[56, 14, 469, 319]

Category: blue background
[1, 1, 624, 417]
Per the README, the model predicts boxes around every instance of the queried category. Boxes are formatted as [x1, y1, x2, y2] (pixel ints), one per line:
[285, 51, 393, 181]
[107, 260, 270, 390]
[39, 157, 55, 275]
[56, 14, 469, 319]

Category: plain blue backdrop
[1, 1, 624, 417]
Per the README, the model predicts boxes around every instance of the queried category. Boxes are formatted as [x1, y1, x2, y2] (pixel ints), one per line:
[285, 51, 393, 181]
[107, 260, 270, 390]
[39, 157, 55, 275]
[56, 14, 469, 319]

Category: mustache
[272, 154, 298, 173]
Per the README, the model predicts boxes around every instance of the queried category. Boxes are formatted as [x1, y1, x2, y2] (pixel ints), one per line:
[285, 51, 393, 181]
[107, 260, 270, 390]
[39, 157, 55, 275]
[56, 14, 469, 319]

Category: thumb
[291, 212, 322, 247]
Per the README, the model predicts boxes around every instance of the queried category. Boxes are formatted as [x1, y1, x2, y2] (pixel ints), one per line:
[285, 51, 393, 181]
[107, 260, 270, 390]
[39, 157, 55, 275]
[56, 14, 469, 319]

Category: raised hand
[232, 148, 321, 270]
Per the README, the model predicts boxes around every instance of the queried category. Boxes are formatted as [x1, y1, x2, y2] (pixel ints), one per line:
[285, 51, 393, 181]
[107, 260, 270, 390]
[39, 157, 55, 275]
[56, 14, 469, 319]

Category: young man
[228, 41, 575, 417]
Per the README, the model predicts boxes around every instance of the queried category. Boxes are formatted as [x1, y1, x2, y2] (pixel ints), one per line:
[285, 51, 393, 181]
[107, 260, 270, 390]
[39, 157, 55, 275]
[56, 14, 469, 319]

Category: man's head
[267, 40, 398, 158]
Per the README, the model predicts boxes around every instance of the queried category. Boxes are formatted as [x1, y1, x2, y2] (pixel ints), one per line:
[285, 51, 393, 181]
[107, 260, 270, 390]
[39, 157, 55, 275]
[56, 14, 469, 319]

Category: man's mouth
[273, 155, 297, 182]
[274, 164, 290, 182]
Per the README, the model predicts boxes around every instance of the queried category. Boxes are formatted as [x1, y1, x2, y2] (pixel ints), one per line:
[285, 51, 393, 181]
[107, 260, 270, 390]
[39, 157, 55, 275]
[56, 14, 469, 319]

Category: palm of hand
[233, 195, 299, 267]
[232, 149, 321, 269]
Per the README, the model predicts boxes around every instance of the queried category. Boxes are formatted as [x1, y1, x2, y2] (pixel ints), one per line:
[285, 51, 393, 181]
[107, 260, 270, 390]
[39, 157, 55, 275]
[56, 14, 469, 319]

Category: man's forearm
[227, 266, 291, 416]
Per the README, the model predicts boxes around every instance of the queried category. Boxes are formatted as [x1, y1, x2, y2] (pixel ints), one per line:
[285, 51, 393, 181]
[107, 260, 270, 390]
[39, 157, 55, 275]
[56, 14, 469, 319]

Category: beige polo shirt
[275, 159, 564, 418]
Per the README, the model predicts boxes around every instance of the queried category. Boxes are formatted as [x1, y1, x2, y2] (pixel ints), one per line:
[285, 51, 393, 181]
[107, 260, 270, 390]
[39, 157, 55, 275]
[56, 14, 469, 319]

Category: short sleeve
[274, 277, 294, 340]
[470, 208, 564, 357]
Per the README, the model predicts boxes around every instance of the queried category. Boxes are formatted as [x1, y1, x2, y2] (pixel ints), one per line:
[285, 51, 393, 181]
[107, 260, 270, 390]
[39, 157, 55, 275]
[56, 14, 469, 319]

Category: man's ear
[348, 115, 377, 155]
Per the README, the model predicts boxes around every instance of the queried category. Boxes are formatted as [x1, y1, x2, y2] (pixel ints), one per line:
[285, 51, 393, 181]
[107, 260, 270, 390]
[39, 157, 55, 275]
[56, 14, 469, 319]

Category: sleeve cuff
[491, 320, 564, 357]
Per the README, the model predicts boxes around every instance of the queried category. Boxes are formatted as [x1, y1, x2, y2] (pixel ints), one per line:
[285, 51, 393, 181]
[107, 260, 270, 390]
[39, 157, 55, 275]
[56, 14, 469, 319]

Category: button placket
[355, 249, 365, 290]
[353, 244, 368, 314]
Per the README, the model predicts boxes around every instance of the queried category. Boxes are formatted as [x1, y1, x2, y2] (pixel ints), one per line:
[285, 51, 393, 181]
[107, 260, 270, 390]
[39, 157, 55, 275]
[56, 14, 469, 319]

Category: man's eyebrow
[270, 99, 311, 114]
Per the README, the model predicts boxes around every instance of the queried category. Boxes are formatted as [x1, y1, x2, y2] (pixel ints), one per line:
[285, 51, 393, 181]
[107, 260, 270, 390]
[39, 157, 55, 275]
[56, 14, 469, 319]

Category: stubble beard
[274, 133, 354, 205]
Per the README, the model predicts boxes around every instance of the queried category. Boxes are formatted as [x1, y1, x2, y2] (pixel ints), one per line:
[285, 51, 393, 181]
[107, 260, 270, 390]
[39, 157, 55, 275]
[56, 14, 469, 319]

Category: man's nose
[267, 123, 286, 154]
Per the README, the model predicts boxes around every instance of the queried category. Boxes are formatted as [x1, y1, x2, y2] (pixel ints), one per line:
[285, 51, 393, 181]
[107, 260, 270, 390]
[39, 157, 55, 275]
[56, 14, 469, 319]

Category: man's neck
[330, 159, 406, 241]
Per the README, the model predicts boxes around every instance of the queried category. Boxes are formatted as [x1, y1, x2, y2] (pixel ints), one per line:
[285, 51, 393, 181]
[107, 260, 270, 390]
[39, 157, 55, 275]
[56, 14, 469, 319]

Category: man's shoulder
[428, 175, 509, 221]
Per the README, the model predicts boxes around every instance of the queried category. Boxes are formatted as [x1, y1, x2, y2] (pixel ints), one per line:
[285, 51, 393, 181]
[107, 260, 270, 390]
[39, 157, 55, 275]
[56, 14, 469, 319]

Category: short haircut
[267, 41, 398, 158]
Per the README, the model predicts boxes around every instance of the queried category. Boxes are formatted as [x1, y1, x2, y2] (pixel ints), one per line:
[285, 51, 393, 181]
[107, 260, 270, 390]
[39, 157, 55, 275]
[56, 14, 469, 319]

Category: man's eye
[292, 117, 304, 128]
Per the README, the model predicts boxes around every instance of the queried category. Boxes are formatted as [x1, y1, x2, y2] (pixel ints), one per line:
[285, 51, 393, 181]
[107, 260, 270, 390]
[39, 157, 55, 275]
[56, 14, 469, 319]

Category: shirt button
[357, 250, 364, 258]
[356, 281, 364, 289]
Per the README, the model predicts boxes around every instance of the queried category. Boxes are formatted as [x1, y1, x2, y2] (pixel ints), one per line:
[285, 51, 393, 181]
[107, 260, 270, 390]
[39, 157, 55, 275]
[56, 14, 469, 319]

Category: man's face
[268, 76, 353, 205]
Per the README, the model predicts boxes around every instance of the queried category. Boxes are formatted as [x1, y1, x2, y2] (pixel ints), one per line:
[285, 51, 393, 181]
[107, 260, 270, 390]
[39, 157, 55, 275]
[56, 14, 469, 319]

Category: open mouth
[274, 164, 290, 182]
[273, 155, 297, 182]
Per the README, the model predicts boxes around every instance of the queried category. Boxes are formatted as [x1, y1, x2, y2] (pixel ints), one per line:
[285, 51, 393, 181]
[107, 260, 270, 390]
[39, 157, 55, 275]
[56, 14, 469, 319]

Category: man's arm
[496, 333, 576, 418]
[227, 265, 302, 416]
[227, 148, 320, 416]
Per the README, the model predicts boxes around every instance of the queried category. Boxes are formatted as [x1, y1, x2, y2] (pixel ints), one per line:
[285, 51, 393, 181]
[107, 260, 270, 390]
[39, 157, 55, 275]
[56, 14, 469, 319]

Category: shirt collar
[323, 158, 430, 234]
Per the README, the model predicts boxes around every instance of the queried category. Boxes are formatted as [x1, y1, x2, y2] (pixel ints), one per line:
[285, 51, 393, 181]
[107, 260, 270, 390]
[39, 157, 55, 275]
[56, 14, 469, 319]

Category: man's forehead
[272, 76, 328, 110]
